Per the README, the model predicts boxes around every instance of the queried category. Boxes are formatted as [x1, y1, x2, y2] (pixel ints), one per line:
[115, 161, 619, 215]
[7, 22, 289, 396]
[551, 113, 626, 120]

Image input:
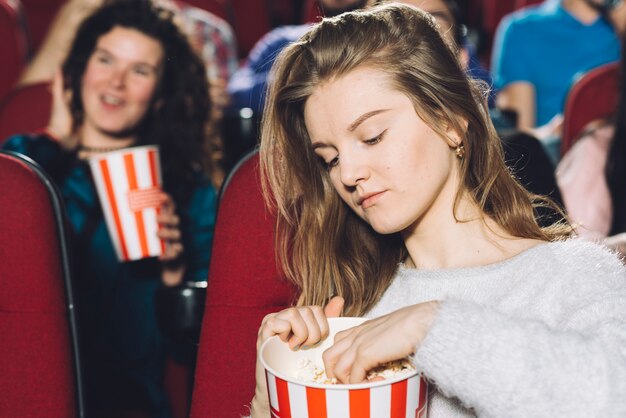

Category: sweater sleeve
[414, 248, 626, 417]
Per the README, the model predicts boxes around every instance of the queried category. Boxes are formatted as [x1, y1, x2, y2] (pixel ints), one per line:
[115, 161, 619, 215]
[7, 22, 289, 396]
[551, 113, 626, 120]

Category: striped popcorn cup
[89, 145, 166, 262]
[260, 317, 428, 418]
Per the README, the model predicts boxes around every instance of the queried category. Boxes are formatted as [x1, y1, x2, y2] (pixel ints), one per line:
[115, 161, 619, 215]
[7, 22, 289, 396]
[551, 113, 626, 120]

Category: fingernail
[292, 344, 301, 351]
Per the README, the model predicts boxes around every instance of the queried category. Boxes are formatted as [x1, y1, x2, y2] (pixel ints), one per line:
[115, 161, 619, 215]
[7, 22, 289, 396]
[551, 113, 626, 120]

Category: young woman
[3, 2, 217, 416]
[252, 4, 626, 416]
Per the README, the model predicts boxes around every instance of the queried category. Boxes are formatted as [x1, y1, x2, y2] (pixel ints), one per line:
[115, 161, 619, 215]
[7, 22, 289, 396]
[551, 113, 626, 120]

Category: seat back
[228, 0, 272, 59]
[18, 0, 63, 52]
[0, 82, 52, 143]
[0, 0, 30, 102]
[561, 61, 620, 156]
[190, 150, 297, 417]
[302, 0, 322, 23]
[0, 151, 85, 417]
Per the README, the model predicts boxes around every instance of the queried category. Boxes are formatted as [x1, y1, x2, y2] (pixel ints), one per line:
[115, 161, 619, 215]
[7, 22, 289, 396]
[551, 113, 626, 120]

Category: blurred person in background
[227, 0, 373, 116]
[3, 2, 218, 416]
[491, 0, 621, 164]
[557, 31, 626, 251]
[17, 0, 237, 181]
[391, 0, 495, 105]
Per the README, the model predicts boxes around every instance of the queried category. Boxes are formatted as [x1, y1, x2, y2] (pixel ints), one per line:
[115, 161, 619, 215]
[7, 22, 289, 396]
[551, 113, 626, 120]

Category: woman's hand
[157, 194, 185, 286]
[250, 296, 344, 417]
[47, 70, 75, 147]
[323, 301, 440, 384]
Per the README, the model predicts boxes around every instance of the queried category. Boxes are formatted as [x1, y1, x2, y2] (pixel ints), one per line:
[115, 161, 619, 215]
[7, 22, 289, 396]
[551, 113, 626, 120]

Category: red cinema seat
[515, 0, 543, 8]
[482, 0, 516, 39]
[561, 61, 620, 157]
[229, 0, 272, 58]
[0, 82, 52, 144]
[190, 150, 297, 417]
[303, 0, 323, 23]
[0, 0, 30, 102]
[17, 0, 63, 52]
[0, 150, 85, 417]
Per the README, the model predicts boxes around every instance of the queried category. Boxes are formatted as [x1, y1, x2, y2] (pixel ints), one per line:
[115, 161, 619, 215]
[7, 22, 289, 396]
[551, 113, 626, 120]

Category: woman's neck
[402, 196, 542, 270]
[78, 124, 137, 156]
[562, 0, 602, 25]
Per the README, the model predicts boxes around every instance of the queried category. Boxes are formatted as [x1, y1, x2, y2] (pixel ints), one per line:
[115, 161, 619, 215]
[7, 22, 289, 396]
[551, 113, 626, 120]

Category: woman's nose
[339, 153, 369, 187]
[109, 68, 126, 88]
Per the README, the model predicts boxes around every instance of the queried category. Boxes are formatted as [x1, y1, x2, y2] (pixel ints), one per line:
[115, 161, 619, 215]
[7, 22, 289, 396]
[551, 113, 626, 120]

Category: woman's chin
[369, 221, 405, 236]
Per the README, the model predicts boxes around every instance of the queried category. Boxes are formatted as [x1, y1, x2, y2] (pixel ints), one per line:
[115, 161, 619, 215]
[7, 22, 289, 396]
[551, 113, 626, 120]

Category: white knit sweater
[365, 239, 626, 417]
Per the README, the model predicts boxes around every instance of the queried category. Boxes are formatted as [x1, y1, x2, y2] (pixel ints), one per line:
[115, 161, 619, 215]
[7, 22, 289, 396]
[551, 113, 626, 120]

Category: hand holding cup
[157, 195, 186, 286]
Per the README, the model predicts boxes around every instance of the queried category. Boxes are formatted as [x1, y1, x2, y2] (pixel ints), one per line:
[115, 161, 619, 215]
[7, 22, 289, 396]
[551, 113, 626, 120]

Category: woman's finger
[159, 242, 183, 261]
[157, 226, 181, 241]
[157, 211, 179, 226]
[322, 332, 356, 381]
[294, 306, 327, 348]
[258, 306, 329, 351]
[264, 308, 309, 348]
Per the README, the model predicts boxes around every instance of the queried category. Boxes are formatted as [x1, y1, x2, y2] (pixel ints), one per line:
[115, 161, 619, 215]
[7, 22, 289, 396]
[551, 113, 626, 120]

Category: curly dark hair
[62, 0, 213, 203]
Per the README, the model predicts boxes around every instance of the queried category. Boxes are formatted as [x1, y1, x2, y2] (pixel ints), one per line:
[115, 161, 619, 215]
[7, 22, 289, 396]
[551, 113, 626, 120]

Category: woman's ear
[443, 118, 469, 149]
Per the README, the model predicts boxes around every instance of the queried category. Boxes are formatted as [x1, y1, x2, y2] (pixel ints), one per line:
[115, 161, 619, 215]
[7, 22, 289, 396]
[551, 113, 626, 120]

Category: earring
[455, 144, 465, 159]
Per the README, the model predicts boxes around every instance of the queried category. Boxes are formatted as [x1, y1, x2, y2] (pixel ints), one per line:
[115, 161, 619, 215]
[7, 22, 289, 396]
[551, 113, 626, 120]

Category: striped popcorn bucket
[260, 317, 428, 418]
[89, 145, 166, 262]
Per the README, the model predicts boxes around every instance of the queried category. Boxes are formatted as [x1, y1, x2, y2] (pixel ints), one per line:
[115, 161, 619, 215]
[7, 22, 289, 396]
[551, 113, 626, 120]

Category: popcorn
[293, 357, 415, 384]
[293, 358, 337, 384]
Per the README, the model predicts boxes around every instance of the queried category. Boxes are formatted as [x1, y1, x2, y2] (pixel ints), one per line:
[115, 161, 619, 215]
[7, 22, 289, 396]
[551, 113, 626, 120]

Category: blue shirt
[492, 0, 620, 126]
[228, 24, 311, 114]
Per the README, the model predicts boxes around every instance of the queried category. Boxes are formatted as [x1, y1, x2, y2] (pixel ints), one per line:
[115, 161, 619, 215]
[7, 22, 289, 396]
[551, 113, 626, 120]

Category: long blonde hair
[260, 3, 570, 316]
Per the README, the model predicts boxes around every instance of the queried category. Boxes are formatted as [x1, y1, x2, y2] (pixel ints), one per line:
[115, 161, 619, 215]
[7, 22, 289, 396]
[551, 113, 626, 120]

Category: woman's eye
[97, 55, 112, 65]
[133, 66, 151, 76]
[364, 129, 387, 145]
[326, 156, 339, 170]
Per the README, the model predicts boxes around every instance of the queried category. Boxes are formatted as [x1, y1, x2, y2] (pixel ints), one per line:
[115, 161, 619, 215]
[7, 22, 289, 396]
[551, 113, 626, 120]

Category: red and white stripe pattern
[265, 371, 428, 418]
[89, 145, 165, 261]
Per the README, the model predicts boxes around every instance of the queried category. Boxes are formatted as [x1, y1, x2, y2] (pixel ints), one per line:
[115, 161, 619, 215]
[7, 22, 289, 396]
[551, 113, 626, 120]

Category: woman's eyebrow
[94, 47, 160, 71]
[311, 142, 329, 151]
[348, 109, 390, 132]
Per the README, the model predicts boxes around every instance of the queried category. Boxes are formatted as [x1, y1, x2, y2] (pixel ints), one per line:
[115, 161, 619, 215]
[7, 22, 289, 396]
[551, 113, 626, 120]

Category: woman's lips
[100, 94, 124, 110]
[359, 191, 386, 209]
